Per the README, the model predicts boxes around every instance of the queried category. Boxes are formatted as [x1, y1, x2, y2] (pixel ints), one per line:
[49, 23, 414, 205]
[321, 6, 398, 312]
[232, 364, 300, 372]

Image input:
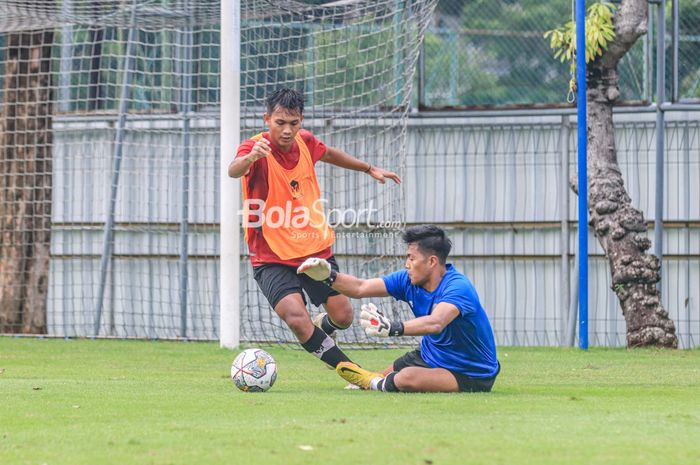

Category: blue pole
[654, 0, 666, 288]
[576, 0, 588, 350]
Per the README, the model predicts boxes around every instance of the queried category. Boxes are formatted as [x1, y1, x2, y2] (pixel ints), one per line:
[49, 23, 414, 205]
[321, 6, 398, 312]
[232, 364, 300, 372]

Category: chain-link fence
[678, 0, 700, 101]
[3, 1, 695, 112]
[419, 0, 700, 108]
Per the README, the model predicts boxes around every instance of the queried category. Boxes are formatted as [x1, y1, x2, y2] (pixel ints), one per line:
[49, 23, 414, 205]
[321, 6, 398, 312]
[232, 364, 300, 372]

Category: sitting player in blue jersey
[297, 225, 500, 393]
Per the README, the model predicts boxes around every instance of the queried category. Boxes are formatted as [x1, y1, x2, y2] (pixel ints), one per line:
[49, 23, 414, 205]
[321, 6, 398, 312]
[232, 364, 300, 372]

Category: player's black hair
[266, 87, 304, 115]
[402, 225, 452, 265]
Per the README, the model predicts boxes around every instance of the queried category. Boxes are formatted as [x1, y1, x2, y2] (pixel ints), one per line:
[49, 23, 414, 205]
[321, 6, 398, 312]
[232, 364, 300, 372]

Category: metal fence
[2, 1, 698, 347]
[46, 109, 700, 348]
[419, 0, 700, 108]
[5, 1, 696, 112]
[401, 109, 699, 348]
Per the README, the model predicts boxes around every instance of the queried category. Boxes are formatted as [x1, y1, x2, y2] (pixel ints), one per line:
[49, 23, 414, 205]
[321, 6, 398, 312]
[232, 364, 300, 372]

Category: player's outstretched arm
[296, 257, 389, 298]
[361, 302, 460, 338]
[322, 146, 401, 184]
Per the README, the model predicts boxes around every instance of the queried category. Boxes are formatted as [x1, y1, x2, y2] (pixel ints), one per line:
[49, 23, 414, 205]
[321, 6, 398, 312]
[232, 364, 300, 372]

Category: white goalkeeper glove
[360, 303, 404, 337]
[296, 257, 337, 286]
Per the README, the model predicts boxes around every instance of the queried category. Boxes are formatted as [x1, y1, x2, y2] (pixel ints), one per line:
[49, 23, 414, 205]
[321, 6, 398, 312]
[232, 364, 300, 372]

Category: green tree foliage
[44, 0, 700, 112]
[60, 26, 219, 114]
[544, 2, 616, 98]
[421, 30, 509, 107]
[422, 0, 652, 107]
[456, 0, 572, 106]
[290, 23, 400, 109]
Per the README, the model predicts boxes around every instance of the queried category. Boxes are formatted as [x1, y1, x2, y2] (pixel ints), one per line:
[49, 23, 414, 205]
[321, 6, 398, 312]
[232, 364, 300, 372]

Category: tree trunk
[584, 0, 677, 347]
[0, 30, 53, 334]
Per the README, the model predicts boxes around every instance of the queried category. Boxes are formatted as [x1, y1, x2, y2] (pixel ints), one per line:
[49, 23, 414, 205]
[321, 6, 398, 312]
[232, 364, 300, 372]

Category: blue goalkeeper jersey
[382, 265, 499, 378]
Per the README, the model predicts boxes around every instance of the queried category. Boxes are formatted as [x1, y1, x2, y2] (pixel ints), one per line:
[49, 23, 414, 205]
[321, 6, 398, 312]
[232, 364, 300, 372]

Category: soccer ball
[230, 348, 277, 392]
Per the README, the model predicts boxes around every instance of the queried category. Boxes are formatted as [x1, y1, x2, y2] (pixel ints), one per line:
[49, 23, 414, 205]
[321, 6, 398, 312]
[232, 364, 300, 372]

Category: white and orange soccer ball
[230, 348, 277, 392]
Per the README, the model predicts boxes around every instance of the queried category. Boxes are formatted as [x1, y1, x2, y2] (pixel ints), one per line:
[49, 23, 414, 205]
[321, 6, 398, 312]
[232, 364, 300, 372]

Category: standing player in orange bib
[228, 87, 400, 369]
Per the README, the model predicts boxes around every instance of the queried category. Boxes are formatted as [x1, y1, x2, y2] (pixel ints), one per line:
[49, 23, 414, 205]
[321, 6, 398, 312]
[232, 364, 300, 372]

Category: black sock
[375, 372, 400, 392]
[301, 326, 352, 368]
[320, 314, 345, 335]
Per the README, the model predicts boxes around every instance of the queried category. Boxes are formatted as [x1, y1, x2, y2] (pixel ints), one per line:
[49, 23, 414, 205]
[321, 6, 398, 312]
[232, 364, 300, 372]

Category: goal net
[0, 0, 436, 344]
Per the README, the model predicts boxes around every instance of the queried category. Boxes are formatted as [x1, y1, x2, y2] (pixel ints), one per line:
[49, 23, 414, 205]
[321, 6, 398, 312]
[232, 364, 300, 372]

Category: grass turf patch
[1, 338, 698, 465]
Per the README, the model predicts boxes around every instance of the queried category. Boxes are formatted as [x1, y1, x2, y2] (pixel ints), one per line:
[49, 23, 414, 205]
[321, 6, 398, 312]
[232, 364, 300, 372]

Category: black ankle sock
[301, 326, 352, 368]
[376, 372, 400, 392]
[320, 314, 344, 335]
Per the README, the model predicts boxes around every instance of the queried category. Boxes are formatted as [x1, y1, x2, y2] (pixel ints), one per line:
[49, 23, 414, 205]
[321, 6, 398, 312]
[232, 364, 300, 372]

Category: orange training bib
[241, 133, 334, 260]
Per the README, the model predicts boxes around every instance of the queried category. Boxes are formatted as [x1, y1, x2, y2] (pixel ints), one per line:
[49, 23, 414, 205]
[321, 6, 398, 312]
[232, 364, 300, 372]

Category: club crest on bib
[289, 180, 303, 199]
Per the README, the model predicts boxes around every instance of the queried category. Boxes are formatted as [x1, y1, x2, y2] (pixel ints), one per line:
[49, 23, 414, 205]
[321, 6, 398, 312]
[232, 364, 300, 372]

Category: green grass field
[1, 338, 698, 465]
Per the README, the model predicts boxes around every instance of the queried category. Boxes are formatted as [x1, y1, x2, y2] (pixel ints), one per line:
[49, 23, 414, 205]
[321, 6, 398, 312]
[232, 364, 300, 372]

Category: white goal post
[220, 0, 241, 349]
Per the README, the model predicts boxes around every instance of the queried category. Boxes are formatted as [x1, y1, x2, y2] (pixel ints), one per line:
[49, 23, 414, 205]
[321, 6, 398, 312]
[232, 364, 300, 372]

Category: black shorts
[393, 349, 500, 393]
[253, 256, 341, 309]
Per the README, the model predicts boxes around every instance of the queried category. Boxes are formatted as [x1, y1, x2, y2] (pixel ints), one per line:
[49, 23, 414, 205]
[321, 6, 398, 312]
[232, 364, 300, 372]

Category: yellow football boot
[336, 362, 384, 390]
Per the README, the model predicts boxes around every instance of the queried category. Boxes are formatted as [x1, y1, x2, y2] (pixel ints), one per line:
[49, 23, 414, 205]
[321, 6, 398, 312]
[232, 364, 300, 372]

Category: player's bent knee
[329, 312, 352, 329]
[393, 369, 421, 392]
[394, 367, 459, 393]
[277, 305, 309, 329]
[324, 295, 353, 328]
[284, 313, 313, 340]
[274, 295, 313, 337]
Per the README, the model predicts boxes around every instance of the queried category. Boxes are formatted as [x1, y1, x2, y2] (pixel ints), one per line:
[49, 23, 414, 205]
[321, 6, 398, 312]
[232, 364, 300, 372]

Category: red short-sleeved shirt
[236, 129, 333, 267]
